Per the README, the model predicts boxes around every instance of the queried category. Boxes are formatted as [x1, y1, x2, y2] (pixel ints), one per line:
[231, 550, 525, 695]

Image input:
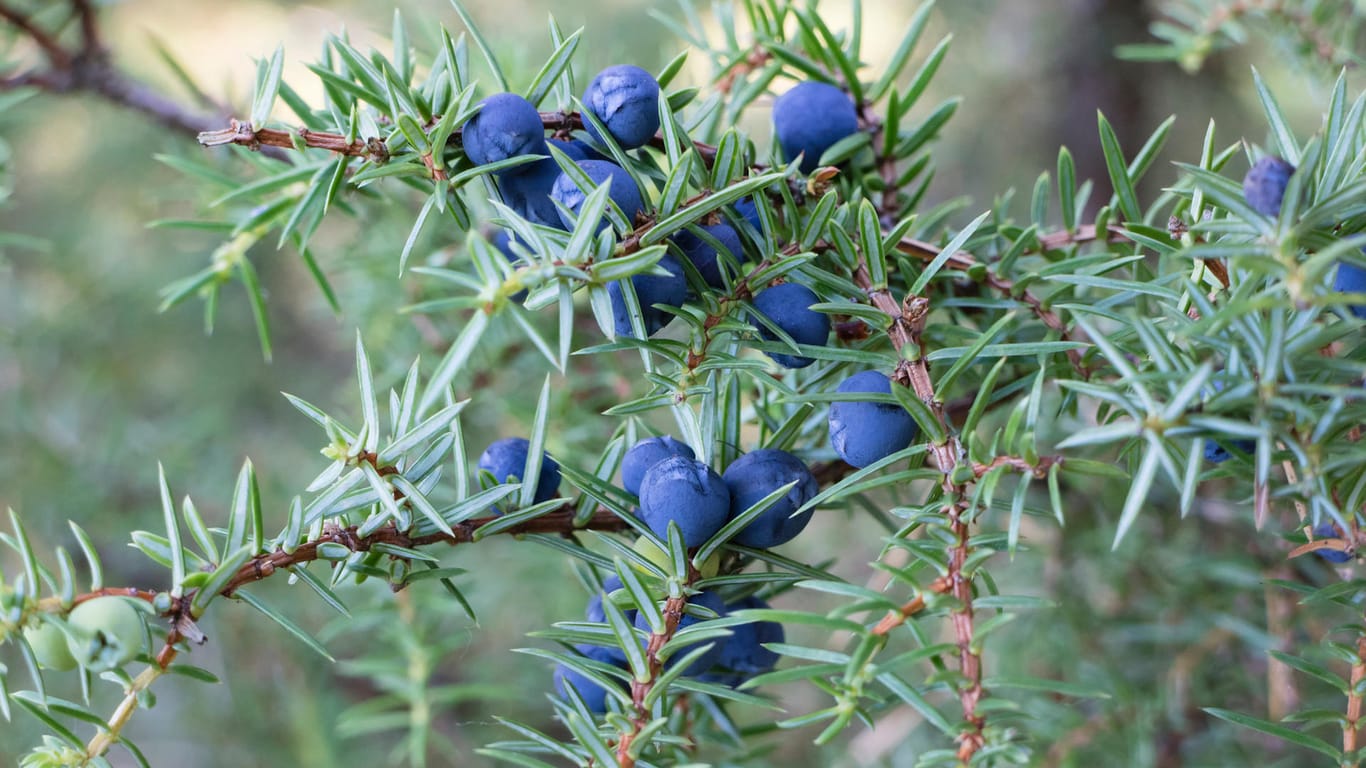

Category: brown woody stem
[0, 2, 71, 67]
[871, 576, 952, 635]
[198, 120, 378, 158]
[617, 592, 694, 768]
[850, 240, 990, 756]
[0, 0, 276, 152]
[1347, 636, 1366, 755]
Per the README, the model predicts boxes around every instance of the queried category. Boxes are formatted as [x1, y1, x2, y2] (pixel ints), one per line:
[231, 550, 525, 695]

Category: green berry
[631, 536, 720, 579]
[65, 597, 146, 672]
[23, 620, 78, 671]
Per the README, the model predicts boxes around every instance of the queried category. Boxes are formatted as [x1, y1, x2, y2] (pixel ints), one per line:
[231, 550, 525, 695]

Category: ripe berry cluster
[555, 587, 783, 713]
[462, 60, 915, 710]
[465, 66, 864, 362]
[476, 405, 914, 705]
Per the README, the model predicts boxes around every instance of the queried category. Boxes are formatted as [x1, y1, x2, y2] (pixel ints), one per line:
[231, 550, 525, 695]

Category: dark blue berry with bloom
[827, 371, 919, 468]
[732, 196, 763, 232]
[772, 81, 860, 174]
[501, 157, 567, 230]
[1242, 155, 1294, 217]
[608, 255, 688, 338]
[621, 436, 696, 496]
[463, 93, 547, 175]
[722, 449, 819, 548]
[550, 159, 644, 233]
[704, 595, 782, 686]
[1333, 259, 1366, 319]
[750, 282, 830, 368]
[676, 223, 744, 289]
[584, 575, 626, 624]
[637, 456, 730, 547]
[582, 65, 661, 150]
[1203, 438, 1256, 464]
[553, 644, 627, 713]
[477, 437, 560, 505]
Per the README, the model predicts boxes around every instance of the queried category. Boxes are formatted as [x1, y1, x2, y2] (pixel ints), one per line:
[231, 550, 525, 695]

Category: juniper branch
[850, 241, 990, 758]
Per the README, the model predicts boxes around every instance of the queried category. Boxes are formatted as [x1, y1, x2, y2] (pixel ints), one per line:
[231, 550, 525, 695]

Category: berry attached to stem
[772, 81, 859, 174]
[582, 65, 662, 150]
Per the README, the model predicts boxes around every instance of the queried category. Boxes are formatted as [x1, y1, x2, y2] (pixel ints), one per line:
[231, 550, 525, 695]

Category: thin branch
[71, 0, 99, 52]
[42, 507, 631, 634]
[198, 120, 379, 159]
[0, 0, 229, 141]
[0, 68, 64, 91]
[871, 576, 950, 635]
[85, 662, 168, 759]
[892, 227, 1134, 379]
[199, 110, 723, 169]
[617, 591, 693, 767]
[1346, 636, 1366, 755]
[230, 508, 629, 597]
[35, 587, 159, 613]
[715, 47, 772, 95]
[57, 503, 630, 762]
[1035, 223, 1129, 251]
[972, 454, 1064, 479]
[0, 2, 71, 67]
[78, 62, 224, 137]
[851, 240, 988, 758]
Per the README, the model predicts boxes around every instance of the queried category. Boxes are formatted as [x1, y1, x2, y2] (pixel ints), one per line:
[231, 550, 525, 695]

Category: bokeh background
[0, 1, 1359, 766]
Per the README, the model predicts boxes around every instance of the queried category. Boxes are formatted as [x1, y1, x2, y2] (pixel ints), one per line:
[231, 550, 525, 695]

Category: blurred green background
[1, 1, 1359, 766]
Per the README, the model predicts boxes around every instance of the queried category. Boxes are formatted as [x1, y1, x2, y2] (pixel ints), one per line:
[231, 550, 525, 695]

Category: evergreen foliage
[3, 1, 1366, 766]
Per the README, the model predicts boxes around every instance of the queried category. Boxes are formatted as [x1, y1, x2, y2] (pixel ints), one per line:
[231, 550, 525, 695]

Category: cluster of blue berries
[463, 68, 659, 327]
[476, 415, 917, 710]
[473, 372, 922, 532]
[462, 66, 658, 231]
[464, 66, 922, 712]
[462, 67, 871, 374]
[555, 586, 784, 713]
[626, 435, 819, 549]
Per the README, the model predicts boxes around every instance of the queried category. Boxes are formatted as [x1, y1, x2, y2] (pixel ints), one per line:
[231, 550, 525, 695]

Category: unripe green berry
[631, 536, 720, 579]
[152, 591, 175, 614]
[23, 620, 78, 671]
[65, 597, 146, 672]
